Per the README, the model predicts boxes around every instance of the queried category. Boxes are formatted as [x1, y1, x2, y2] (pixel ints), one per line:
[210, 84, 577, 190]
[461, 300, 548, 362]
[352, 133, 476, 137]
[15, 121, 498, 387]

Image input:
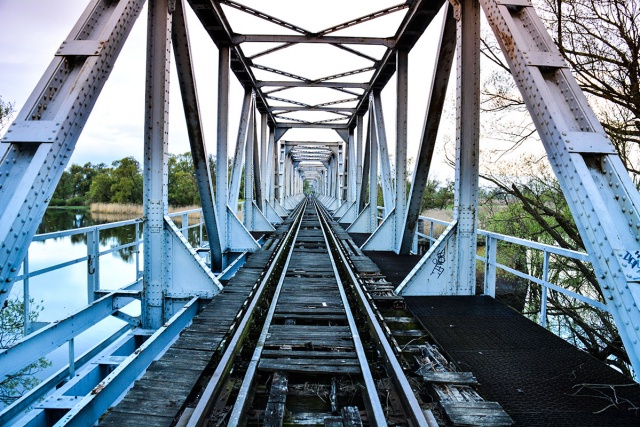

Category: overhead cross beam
[186, 0, 446, 131]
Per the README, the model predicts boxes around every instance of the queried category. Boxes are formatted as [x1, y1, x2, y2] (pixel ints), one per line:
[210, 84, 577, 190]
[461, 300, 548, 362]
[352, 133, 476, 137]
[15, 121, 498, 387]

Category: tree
[168, 153, 200, 206]
[0, 96, 14, 133]
[87, 170, 114, 203]
[110, 157, 143, 204]
[478, 1, 640, 374]
[481, 0, 640, 179]
[0, 298, 50, 406]
[481, 159, 629, 373]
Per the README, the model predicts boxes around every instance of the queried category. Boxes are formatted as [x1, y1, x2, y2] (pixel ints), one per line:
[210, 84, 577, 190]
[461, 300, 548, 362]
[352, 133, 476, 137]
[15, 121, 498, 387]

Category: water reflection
[37, 209, 141, 263]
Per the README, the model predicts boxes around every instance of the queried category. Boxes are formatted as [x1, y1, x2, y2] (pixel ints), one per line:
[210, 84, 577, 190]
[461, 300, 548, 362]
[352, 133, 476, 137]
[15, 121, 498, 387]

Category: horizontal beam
[56, 298, 199, 427]
[232, 34, 395, 47]
[277, 123, 349, 129]
[283, 141, 343, 146]
[347, 0, 446, 128]
[0, 291, 138, 383]
[257, 81, 369, 89]
[271, 106, 356, 113]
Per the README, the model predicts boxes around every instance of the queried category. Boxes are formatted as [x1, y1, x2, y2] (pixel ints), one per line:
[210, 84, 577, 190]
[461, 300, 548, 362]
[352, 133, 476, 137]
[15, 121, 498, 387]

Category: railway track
[174, 198, 431, 426]
[169, 197, 511, 427]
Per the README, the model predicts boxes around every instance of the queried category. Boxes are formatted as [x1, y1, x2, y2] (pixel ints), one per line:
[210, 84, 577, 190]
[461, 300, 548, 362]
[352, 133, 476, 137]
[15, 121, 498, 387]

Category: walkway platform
[364, 249, 640, 426]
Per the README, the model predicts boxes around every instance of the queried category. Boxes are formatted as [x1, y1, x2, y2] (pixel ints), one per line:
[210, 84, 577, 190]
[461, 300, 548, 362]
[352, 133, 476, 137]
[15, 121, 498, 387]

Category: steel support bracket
[362, 208, 397, 251]
[396, 221, 459, 295]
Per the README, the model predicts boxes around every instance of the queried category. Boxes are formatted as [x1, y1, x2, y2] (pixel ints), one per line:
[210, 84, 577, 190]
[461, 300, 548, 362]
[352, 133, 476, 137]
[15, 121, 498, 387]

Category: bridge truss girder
[2, 0, 640, 392]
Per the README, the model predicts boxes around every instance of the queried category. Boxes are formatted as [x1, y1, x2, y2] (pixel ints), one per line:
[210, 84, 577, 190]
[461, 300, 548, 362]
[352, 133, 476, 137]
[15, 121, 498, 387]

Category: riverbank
[89, 202, 201, 216]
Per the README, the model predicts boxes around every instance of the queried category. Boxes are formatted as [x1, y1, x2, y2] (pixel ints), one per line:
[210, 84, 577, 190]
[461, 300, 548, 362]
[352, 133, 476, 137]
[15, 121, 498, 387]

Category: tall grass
[90, 203, 201, 216]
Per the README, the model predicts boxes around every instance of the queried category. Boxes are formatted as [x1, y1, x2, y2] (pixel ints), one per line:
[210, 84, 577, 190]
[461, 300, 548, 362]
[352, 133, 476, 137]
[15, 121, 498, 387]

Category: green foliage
[110, 157, 143, 204]
[87, 171, 114, 203]
[52, 154, 207, 207]
[168, 153, 200, 206]
[0, 298, 51, 406]
[421, 179, 455, 211]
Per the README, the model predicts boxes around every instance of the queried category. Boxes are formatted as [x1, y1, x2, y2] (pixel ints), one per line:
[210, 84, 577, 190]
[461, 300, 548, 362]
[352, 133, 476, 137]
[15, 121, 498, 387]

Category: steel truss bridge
[1, 0, 640, 426]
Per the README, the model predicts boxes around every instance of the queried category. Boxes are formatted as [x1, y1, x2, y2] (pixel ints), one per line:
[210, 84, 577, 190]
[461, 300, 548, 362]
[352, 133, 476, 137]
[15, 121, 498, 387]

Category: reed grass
[90, 203, 202, 216]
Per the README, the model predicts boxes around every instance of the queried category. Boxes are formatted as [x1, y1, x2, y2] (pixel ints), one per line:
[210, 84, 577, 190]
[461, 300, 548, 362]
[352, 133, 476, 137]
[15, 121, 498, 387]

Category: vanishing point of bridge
[1, 0, 640, 426]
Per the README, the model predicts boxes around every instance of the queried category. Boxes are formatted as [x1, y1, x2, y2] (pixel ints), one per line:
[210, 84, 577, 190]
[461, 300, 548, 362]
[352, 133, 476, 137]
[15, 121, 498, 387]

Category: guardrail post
[483, 235, 497, 297]
[87, 228, 99, 304]
[181, 212, 189, 236]
[135, 222, 142, 281]
[540, 250, 549, 327]
[68, 338, 75, 379]
[23, 253, 31, 335]
[199, 211, 204, 246]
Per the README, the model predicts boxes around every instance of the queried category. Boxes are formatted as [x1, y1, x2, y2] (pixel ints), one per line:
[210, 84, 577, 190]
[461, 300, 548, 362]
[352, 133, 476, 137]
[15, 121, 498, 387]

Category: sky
[0, 0, 490, 182]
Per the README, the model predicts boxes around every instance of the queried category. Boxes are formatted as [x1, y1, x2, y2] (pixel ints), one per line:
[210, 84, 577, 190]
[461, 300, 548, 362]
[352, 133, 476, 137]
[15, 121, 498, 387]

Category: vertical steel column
[395, 49, 409, 251]
[369, 109, 379, 231]
[333, 147, 341, 200]
[259, 114, 268, 210]
[355, 116, 364, 209]
[216, 46, 230, 253]
[265, 127, 275, 203]
[244, 104, 255, 228]
[358, 117, 371, 213]
[453, 0, 481, 294]
[172, 0, 222, 269]
[253, 112, 263, 210]
[372, 92, 394, 215]
[143, 0, 172, 329]
[278, 144, 285, 203]
[87, 228, 99, 303]
[229, 91, 253, 213]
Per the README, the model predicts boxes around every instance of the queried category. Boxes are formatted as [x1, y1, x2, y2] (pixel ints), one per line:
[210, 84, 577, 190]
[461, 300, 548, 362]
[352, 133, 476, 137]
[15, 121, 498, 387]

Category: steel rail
[184, 202, 306, 427]
[316, 202, 388, 426]
[226, 199, 306, 425]
[315, 200, 430, 426]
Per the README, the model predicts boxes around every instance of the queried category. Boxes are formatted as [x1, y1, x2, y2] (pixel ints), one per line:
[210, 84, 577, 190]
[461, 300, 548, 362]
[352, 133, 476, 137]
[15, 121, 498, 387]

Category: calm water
[6, 208, 202, 391]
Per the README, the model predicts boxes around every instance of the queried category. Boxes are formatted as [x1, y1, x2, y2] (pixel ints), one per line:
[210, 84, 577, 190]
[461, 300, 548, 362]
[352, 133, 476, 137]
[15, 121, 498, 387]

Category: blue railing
[0, 208, 206, 423]
[415, 214, 607, 327]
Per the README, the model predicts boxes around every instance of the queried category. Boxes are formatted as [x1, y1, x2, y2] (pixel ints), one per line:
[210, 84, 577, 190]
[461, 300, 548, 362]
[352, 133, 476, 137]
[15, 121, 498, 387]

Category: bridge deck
[101, 220, 640, 426]
[365, 249, 640, 426]
[100, 217, 296, 426]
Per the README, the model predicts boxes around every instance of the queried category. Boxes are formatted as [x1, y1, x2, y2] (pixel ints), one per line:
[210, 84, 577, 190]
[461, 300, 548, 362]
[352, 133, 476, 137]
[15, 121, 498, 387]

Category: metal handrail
[415, 213, 606, 327]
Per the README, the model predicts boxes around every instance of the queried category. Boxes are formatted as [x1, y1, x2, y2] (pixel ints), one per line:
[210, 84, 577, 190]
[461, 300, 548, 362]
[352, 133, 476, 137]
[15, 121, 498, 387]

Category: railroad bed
[101, 198, 513, 427]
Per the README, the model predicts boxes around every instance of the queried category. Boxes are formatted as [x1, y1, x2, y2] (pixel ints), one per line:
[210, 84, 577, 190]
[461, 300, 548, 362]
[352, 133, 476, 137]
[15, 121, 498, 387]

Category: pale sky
[0, 0, 473, 181]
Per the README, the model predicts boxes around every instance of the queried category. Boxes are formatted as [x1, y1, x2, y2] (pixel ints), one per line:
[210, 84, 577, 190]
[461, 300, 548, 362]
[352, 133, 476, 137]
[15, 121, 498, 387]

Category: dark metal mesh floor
[363, 250, 422, 288]
[406, 296, 640, 426]
[348, 232, 371, 248]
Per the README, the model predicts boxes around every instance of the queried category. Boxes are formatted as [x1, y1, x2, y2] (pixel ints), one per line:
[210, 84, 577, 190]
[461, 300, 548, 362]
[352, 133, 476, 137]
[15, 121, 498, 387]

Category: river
[4, 207, 202, 395]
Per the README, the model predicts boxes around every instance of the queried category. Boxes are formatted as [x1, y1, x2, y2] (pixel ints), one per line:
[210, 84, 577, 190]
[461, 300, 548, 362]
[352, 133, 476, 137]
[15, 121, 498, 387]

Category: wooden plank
[341, 407, 363, 426]
[272, 313, 347, 322]
[259, 360, 361, 374]
[269, 325, 351, 333]
[422, 371, 477, 385]
[264, 372, 289, 427]
[324, 416, 343, 427]
[100, 411, 174, 427]
[261, 350, 357, 359]
[260, 357, 360, 367]
[442, 401, 513, 426]
[111, 398, 185, 417]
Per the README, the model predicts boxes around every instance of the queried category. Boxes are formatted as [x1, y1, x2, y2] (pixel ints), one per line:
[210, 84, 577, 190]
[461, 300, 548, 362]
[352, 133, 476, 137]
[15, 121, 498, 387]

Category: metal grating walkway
[406, 296, 640, 426]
